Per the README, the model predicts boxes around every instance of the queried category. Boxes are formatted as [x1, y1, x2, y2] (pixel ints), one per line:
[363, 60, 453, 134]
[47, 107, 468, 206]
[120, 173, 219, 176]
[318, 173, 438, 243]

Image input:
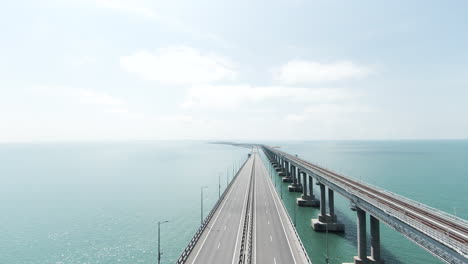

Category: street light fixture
[157, 220, 170, 264]
[218, 173, 221, 199]
[200, 186, 208, 225]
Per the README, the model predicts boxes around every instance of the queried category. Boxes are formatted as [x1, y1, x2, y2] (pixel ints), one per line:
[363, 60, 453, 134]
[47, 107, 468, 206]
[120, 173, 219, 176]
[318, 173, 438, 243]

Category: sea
[0, 140, 466, 264]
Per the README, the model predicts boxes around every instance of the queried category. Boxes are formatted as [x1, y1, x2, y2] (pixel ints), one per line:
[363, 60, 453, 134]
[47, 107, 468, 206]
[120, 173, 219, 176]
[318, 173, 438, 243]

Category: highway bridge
[177, 144, 468, 264]
[177, 148, 311, 264]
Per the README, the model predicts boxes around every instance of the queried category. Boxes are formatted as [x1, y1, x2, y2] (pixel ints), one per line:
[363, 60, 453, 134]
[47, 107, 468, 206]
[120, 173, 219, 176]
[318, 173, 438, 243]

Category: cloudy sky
[1, 0, 467, 142]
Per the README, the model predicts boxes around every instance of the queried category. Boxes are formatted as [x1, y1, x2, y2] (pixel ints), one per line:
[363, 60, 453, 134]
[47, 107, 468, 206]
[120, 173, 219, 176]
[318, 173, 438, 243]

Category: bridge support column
[269, 155, 276, 166]
[297, 172, 319, 206]
[368, 215, 384, 263]
[344, 207, 369, 264]
[312, 184, 344, 232]
[278, 159, 286, 176]
[289, 166, 302, 192]
[282, 161, 293, 183]
[328, 189, 337, 222]
[274, 156, 281, 171]
[357, 208, 368, 264]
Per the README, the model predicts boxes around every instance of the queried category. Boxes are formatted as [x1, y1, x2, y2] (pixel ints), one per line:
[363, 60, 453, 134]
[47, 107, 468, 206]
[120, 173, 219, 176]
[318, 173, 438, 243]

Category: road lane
[254, 152, 311, 264]
[186, 154, 254, 264]
[182, 149, 311, 264]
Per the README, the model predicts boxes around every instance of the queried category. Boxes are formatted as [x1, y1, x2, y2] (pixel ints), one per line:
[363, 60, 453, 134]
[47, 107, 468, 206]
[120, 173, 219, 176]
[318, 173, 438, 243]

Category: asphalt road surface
[186, 154, 254, 264]
[253, 152, 310, 264]
[185, 149, 310, 264]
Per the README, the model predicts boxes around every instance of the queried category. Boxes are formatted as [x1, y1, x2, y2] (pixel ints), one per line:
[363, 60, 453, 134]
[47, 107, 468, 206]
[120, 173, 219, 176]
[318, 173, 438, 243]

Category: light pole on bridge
[293, 198, 296, 227]
[157, 220, 170, 264]
[200, 186, 208, 225]
[280, 181, 283, 200]
[218, 173, 221, 199]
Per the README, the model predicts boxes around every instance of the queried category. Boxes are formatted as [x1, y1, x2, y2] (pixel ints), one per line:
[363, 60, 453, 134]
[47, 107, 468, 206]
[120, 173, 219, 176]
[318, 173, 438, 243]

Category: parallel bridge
[177, 144, 468, 264]
[262, 145, 467, 264]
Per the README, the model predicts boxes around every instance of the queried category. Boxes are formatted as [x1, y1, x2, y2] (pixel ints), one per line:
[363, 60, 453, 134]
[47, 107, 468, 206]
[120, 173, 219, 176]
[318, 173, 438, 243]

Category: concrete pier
[312, 183, 344, 232]
[348, 207, 368, 264]
[261, 146, 467, 264]
[288, 166, 302, 192]
[282, 161, 293, 183]
[274, 157, 281, 171]
[297, 173, 319, 207]
[369, 215, 384, 263]
[278, 159, 286, 176]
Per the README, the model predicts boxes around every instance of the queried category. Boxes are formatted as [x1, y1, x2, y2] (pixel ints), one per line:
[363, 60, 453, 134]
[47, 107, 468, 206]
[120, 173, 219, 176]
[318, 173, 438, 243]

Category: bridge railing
[300, 156, 468, 227]
[319, 170, 467, 256]
[267, 148, 467, 227]
[176, 156, 250, 264]
[264, 146, 468, 261]
[269, 146, 467, 227]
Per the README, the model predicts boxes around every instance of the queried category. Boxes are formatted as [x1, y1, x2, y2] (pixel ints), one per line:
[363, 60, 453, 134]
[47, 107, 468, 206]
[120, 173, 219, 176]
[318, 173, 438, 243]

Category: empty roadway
[185, 153, 254, 264]
[253, 151, 310, 264]
[183, 149, 311, 264]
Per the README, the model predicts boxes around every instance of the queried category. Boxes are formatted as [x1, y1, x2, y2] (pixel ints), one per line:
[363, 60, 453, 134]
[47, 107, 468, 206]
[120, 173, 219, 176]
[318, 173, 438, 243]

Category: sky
[1, 0, 468, 142]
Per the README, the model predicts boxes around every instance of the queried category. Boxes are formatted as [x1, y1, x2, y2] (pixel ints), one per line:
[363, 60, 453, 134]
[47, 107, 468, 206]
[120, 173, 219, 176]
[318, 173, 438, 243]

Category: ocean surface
[0, 140, 466, 264]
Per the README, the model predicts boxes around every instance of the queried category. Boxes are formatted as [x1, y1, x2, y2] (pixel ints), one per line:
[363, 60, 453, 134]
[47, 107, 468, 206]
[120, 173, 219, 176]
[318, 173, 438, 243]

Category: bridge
[177, 148, 311, 264]
[177, 144, 468, 264]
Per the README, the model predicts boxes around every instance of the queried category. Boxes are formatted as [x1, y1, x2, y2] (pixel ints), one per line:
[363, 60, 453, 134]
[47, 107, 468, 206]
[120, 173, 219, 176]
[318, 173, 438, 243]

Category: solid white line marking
[253, 154, 258, 264]
[190, 157, 252, 264]
[274, 257, 277, 264]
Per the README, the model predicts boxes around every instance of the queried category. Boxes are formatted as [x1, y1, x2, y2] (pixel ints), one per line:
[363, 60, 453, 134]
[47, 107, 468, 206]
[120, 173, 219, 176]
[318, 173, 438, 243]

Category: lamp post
[280, 181, 283, 200]
[157, 220, 170, 264]
[200, 186, 208, 225]
[293, 198, 297, 227]
[274, 170, 277, 187]
[218, 174, 221, 199]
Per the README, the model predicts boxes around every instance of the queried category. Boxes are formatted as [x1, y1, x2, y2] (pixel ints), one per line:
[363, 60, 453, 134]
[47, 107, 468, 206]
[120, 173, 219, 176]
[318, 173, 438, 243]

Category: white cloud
[94, 0, 156, 19]
[120, 47, 237, 85]
[77, 89, 124, 106]
[286, 103, 371, 123]
[86, 0, 228, 46]
[158, 114, 194, 123]
[182, 84, 353, 109]
[277, 60, 372, 84]
[29, 85, 136, 117]
[70, 55, 97, 67]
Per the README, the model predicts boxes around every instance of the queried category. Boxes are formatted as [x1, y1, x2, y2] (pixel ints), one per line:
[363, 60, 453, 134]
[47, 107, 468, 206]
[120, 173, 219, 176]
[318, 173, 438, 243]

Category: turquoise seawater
[0, 140, 466, 263]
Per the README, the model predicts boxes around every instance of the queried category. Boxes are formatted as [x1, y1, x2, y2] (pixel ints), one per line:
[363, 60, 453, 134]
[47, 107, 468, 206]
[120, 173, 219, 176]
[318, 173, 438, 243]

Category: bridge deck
[183, 149, 310, 264]
[264, 145, 468, 263]
[253, 151, 310, 264]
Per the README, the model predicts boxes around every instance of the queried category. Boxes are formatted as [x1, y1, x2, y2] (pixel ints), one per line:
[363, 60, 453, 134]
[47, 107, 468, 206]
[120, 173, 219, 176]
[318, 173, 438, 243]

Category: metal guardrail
[246, 158, 255, 264]
[239, 156, 255, 264]
[283, 151, 468, 227]
[176, 156, 250, 264]
[300, 162, 468, 256]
